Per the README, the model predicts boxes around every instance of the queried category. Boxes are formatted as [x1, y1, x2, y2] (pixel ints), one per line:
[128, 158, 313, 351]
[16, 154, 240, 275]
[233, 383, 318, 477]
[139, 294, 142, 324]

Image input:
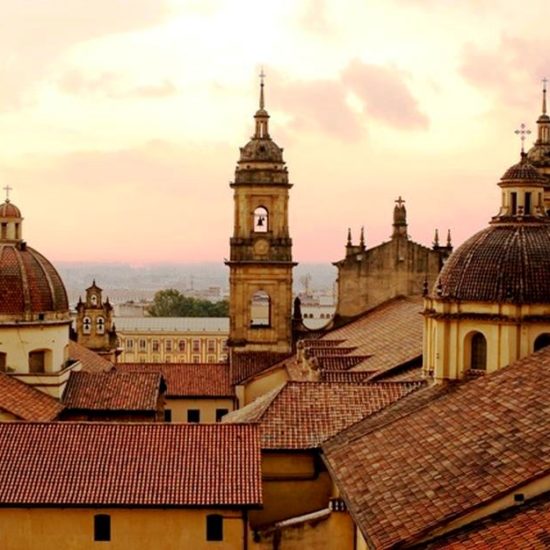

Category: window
[206, 514, 223, 541]
[29, 350, 46, 373]
[96, 317, 105, 335]
[164, 409, 172, 423]
[166, 339, 173, 352]
[178, 339, 186, 352]
[139, 339, 147, 351]
[511, 192, 517, 215]
[0, 352, 6, 372]
[187, 409, 200, 423]
[126, 339, 134, 350]
[193, 355, 200, 363]
[91, 295, 98, 306]
[152, 340, 159, 352]
[83, 316, 92, 335]
[207, 355, 215, 363]
[216, 408, 229, 422]
[207, 339, 216, 353]
[534, 333, 550, 352]
[94, 514, 111, 542]
[166, 356, 172, 363]
[253, 206, 268, 233]
[525, 192, 532, 215]
[1, 223, 6, 240]
[470, 332, 487, 370]
[251, 291, 270, 327]
[192, 339, 200, 352]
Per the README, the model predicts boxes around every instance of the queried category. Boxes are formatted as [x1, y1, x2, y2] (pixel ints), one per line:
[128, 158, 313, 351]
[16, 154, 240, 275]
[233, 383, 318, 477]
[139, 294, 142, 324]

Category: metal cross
[514, 123, 531, 153]
[259, 67, 266, 85]
[395, 196, 405, 207]
[3, 185, 12, 202]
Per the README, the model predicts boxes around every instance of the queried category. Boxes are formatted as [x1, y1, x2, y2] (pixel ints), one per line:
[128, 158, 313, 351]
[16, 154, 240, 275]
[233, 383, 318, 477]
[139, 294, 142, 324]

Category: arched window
[470, 332, 487, 370]
[534, 333, 550, 352]
[253, 206, 268, 233]
[251, 291, 270, 327]
[83, 316, 92, 335]
[96, 317, 105, 335]
[91, 294, 98, 306]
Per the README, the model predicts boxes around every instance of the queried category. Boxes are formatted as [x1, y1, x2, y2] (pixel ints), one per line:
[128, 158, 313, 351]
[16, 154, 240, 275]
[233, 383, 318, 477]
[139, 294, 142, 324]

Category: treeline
[147, 289, 229, 317]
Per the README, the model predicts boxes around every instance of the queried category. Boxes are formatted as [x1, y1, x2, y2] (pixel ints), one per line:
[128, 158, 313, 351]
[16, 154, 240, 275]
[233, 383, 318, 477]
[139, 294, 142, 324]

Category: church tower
[226, 73, 296, 354]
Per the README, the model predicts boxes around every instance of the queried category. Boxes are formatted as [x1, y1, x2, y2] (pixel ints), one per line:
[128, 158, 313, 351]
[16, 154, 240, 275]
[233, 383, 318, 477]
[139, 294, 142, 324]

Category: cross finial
[395, 196, 405, 208]
[3, 185, 12, 203]
[514, 123, 531, 154]
[259, 67, 266, 110]
[542, 77, 548, 115]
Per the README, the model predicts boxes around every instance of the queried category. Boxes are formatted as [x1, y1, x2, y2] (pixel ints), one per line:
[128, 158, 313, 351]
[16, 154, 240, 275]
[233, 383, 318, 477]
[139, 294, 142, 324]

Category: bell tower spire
[536, 78, 550, 145]
[226, 74, 296, 354]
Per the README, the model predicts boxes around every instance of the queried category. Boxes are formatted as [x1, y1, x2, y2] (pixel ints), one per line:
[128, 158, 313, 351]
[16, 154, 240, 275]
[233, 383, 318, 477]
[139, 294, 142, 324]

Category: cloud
[460, 35, 550, 107]
[342, 60, 429, 130]
[58, 70, 178, 100]
[0, 0, 172, 110]
[298, 0, 333, 35]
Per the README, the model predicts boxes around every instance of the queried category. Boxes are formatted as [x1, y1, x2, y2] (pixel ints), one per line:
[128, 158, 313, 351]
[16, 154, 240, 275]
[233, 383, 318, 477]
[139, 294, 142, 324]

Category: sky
[0, 0, 549, 264]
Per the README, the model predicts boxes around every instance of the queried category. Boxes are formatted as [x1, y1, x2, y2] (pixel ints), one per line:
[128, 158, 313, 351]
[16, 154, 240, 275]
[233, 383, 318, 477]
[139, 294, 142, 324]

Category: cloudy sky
[0, 0, 548, 264]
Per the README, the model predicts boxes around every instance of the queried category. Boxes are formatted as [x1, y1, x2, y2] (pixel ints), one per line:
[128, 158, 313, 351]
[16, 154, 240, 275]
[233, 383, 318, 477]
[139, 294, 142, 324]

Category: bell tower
[226, 73, 296, 354]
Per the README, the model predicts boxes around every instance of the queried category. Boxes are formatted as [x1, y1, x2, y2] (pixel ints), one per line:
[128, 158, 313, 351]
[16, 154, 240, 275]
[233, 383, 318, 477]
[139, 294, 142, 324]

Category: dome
[500, 158, 545, 183]
[240, 138, 284, 163]
[0, 201, 22, 219]
[0, 243, 69, 318]
[435, 223, 550, 304]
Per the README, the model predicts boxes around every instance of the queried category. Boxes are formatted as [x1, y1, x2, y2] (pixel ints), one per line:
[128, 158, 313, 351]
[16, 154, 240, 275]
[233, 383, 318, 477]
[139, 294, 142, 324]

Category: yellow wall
[165, 397, 235, 423]
[242, 366, 288, 406]
[250, 452, 333, 528]
[0, 507, 247, 550]
[0, 409, 18, 421]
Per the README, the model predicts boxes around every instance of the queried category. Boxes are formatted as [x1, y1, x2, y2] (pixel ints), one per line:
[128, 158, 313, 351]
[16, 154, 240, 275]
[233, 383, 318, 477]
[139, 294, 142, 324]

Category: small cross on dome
[514, 123, 531, 154]
[3, 185, 12, 203]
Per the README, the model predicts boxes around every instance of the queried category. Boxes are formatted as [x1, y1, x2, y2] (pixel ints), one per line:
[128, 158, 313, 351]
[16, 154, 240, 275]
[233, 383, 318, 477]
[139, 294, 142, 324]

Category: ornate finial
[395, 196, 405, 208]
[347, 227, 352, 246]
[515, 123, 531, 154]
[360, 226, 365, 248]
[543, 78, 548, 115]
[259, 67, 266, 110]
[446, 229, 452, 247]
[433, 228, 440, 247]
[3, 185, 12, 203]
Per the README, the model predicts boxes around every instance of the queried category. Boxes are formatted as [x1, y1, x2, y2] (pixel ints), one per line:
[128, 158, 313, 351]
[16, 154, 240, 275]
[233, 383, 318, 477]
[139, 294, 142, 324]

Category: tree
[148, 289, 229, 317]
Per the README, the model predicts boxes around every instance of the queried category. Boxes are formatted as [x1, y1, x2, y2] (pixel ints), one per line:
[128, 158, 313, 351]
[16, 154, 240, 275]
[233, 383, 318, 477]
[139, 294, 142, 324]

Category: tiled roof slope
[224, 380, 423, 449]
[230, 351, 293, 384]
[321, 297, 423, 373]
[62, 371, 163, 411]
[68, 341, 113, 373]
[323, 347, 550, 549]
[117, 363, 234, 398]
[0, 373, 64, 421]
[424, 491, 550, 549]
[435, 224, 550, 304]
[0, 423, 261, 507]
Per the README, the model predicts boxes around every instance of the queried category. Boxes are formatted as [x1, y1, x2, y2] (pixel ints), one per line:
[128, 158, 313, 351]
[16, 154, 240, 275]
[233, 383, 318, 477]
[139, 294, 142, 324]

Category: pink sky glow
[0, 0, 549, 264]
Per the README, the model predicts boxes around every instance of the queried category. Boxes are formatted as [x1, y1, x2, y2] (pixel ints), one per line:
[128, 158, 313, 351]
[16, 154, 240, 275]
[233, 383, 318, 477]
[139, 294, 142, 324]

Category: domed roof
[500, 157, 545, 183]
[435, 223, 550, 304]
[0, 201, 22, 219]
[240, 138, 284, 163]
[0, 243, 69, 318]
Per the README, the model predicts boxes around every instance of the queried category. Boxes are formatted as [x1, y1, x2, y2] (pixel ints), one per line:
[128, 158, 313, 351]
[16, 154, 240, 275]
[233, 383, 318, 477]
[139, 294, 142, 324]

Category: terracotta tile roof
[230, 351, 293, 384]
[320, 371, 376, 383]
[306, 346, 358, 357]
[117, 363, 234, 398]
[316, 355, 371, 371]
[323, 347, 550, 549]
[435, 224, 550, 304]
[224, 380, 423, 449]
[0, 422, 261, 507]
[301, 339, 345, 348]
[68, 341, 113, 373]
[62, 371, 163, 411]
[424, 491, 550, 549]
[320, 296, 423, 373]
[0, 373, 64, 421]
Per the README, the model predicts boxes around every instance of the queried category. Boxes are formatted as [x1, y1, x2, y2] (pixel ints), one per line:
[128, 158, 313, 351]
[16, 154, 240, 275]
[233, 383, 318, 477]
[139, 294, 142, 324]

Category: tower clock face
[254, 238, 270, 255]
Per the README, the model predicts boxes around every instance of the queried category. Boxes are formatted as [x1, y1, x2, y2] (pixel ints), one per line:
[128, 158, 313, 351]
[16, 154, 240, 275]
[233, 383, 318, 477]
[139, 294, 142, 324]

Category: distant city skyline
[0, 0, 548, 263]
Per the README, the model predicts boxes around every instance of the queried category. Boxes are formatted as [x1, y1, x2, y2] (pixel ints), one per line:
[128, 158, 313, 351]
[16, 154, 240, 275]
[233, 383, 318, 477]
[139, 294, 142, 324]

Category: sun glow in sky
[1, 0, 549, 264]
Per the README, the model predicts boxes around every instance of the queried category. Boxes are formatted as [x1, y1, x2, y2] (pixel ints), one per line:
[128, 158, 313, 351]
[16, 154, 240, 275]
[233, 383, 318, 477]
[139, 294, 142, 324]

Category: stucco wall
[165, 397, 235, 423]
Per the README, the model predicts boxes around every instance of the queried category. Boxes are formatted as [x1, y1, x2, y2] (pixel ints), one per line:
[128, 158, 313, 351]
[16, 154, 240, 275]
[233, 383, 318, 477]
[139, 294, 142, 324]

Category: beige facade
[226, 78, 295, 355]
[165, 397, 235, 423]
[334, 199, 451, 319]
[116, 318, 229, 363]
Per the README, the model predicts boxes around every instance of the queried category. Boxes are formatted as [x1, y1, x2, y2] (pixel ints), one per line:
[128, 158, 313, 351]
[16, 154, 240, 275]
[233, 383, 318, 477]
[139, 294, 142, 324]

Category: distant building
[115, 317, 229, 363]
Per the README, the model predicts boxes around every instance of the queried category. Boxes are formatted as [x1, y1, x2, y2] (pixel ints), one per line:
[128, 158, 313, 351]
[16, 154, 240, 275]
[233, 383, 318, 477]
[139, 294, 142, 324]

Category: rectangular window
[215, 408, 229, 422]
[187, 409, 200, 423]
[166, 356, 172, 363]
[152, 340, 159, 352]
[165, 339, 173, 352]
[511, 192, 517, 215]
[207, 355, 215, 363]
[525, 192, 532, 215]
[164, 409, 172, 423]
[207, 339, 216, 353]
[178, 339, 186, 352]
[94, 514, 111, 542]
[126, 339, 134, 350]
[139, 339, 147, 350]
[193, 355, 200, 364]
[206, 514, 223, 541]
[192, 339, 200, 352]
